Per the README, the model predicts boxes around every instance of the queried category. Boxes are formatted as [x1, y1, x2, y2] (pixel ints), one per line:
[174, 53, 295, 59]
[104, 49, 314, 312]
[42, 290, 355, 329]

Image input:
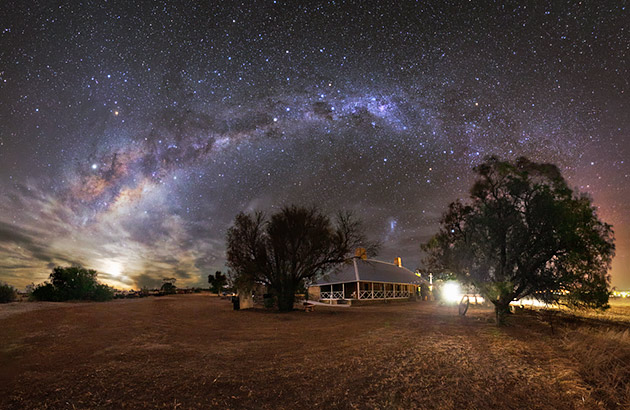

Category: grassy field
[570, 297, 630, 323]
[1, 294, 629, 409]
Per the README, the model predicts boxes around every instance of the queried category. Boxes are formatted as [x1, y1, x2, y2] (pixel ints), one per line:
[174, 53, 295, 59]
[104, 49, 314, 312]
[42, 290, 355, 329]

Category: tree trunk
[277, 288, 296, 312]
[494, 301, 511, 326]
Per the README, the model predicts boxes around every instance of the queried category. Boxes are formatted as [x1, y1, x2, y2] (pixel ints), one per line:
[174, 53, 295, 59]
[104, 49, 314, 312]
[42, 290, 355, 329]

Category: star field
[0, 1, 628, 289]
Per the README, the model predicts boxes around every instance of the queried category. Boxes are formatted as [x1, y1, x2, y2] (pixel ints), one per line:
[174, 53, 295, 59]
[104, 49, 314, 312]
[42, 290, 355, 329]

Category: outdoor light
[442, 281, 462, 303]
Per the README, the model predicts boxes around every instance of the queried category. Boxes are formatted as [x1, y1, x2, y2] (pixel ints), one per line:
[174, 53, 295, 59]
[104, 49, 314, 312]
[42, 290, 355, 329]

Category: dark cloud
[173, 269, 191, 280]
[0, 221, 55, 263]
[0, 221, 36, 245]
[132, 273, 164, 290]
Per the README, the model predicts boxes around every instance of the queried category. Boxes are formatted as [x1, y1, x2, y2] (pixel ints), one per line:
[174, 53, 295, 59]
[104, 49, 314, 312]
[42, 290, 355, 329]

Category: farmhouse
[309, 252, 425, 304]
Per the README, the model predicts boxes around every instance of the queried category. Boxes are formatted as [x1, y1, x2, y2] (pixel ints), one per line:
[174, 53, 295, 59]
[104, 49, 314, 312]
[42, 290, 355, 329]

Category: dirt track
[0, 294, 620, 409]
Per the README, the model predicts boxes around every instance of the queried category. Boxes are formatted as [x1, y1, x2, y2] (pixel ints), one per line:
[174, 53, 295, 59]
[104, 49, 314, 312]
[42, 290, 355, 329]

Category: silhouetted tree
[161, 278, 177, 294]
[30, 266, 114, 302]
[0, 283, 17, 303]
[226, 205, 378, 311]
[208, 271, 227, 295]
[422, 157, 615, 325]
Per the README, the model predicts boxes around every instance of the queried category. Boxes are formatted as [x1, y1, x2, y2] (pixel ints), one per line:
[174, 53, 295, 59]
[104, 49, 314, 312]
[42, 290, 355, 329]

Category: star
[0, 0, 627, 291]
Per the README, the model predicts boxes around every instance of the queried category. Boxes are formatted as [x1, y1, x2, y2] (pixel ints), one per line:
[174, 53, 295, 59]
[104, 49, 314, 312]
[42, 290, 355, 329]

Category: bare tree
[226, 205, 378, 311]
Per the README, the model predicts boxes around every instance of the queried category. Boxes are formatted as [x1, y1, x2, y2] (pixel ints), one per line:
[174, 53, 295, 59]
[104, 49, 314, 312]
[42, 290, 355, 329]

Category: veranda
[319, 281, 416, 300]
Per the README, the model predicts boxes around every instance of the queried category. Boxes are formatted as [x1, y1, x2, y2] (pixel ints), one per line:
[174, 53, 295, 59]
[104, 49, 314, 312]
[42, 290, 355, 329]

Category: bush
[91, 284, 115, 301]
[0, 283, 17, 303]
[31, 283, 59, 301]
[30, 266, 114, 302]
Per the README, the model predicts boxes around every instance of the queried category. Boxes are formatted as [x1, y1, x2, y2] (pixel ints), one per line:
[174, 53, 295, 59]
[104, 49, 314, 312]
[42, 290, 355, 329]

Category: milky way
[1, 1, 628, 289]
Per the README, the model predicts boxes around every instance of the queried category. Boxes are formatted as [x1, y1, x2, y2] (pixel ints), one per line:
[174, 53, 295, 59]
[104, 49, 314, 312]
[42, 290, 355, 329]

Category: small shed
[309, 257, 425, 303]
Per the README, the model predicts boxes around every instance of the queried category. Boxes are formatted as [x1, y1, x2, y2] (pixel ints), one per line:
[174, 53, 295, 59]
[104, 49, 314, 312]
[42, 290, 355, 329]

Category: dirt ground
[1, 294, 628, 409]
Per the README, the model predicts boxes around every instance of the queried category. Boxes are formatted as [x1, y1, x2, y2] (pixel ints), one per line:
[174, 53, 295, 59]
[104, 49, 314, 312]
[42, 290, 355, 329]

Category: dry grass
[561, 327, 630, 408]
[557, 298, 630, 324]
[1, 294, 628, 409]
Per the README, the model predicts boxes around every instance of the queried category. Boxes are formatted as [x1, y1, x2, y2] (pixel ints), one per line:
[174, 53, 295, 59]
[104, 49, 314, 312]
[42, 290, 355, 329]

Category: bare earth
[1, 294, 628, 409]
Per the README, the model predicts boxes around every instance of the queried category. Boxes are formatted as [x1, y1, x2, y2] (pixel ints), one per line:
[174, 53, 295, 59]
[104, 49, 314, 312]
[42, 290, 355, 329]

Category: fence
[320, 290, 344, 300]
[323, 289, 411, 300]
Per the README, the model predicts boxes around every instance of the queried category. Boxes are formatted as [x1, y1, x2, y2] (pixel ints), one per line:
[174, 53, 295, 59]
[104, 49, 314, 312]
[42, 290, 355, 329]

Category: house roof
[313, 258, 426, 285]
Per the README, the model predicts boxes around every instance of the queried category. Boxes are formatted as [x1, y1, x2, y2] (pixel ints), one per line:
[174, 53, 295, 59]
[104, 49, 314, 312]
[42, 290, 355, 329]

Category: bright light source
[91, 163, 98, 170]
[105, 261, 122, 277]
[442, 281, 462, 303]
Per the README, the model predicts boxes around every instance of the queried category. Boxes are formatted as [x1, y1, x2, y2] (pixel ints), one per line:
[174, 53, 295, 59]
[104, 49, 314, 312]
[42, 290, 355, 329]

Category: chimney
[355, 248, 367, 260]
[394, 257, 402, 267]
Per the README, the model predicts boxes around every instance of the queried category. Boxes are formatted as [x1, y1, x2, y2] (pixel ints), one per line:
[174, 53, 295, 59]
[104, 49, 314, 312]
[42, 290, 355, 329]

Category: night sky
[1, 1, 628, 290]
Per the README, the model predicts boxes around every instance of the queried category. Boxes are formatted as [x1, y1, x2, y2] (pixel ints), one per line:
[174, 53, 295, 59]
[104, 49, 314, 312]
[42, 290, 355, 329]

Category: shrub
[31, 283, 59, 301]
[91, 284, 115, 301]
[0, 283, 17, 303]
[30, 266, 114, 302]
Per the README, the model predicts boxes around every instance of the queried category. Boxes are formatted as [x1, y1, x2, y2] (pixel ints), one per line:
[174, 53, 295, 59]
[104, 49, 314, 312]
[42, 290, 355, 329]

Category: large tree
[208, 271, 227, 295]
[422, 157, 615, 324]
[160, 277, 177, 294]
[226, 205, 378, 311]
[30, 266, 114, 302]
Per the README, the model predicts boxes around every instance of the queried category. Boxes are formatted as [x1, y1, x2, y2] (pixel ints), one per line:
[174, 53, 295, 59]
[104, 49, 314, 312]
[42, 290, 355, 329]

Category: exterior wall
[239, 292, 254, 309]
[308, 286, 321, 301]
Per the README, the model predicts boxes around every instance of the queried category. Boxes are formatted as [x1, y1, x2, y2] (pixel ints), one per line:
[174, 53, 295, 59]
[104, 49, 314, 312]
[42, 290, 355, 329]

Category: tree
[0, 283, 17, 303]
[208, 271, 227, 295]
[226, 205, 378, 311]
[161, 277, 177, 294]
[422, 157, 615, 325]
[30, 266, 114, 302]
[160, 282, 176, 294]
